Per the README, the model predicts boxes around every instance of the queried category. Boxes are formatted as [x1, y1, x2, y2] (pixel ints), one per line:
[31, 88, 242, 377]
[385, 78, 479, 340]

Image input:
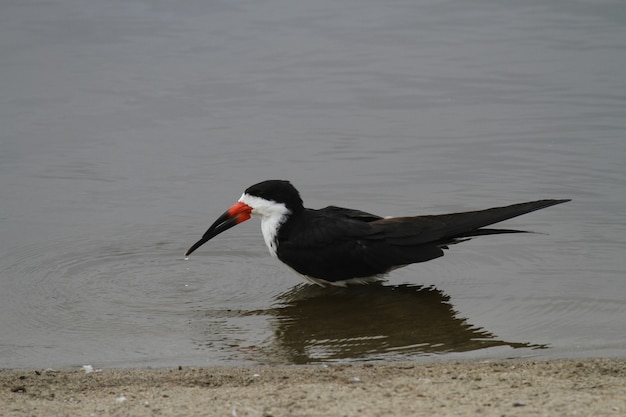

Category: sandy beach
[2, 358, 624, 416]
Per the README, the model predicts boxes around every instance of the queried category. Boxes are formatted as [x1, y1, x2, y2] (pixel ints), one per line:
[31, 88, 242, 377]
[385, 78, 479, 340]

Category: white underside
[302, 274, 388, 287]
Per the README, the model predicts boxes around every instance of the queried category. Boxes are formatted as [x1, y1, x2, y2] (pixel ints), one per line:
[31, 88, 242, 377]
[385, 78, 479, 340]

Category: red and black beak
[185, 202, 252, 257]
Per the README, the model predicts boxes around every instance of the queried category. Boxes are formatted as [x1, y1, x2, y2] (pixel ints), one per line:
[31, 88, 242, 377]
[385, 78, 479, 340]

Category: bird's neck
[260, 212, 290, 257]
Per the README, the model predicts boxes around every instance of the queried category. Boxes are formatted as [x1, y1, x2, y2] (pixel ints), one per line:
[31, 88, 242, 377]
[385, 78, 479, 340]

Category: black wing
[276, 199, 569, 283]
[370, 199, 571, 246]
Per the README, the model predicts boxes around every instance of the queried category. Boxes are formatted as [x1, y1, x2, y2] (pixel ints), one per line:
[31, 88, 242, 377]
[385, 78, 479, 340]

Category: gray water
[1, 0, 625, 368]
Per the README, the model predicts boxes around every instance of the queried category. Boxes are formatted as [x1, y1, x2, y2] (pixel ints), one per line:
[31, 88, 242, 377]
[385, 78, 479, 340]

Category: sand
[2, 358, 625, 417]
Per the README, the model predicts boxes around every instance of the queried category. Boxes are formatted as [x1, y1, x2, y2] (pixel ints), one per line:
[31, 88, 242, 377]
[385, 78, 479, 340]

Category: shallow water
[1, 0, 625, 368]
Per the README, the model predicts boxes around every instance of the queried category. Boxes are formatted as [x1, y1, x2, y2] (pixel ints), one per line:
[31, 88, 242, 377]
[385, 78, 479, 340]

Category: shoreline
[2, 358, 625, 416]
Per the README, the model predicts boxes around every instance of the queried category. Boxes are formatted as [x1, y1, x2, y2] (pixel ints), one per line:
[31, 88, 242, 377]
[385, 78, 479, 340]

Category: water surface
[1, 0, 625, 368]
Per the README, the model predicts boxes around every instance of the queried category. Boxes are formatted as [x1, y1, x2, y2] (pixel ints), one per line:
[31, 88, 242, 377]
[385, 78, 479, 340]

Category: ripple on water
[2, 234, 202, 366]
[0, 230, 288, 368]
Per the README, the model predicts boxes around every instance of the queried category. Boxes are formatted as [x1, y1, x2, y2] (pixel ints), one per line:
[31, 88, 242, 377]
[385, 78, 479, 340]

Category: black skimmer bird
[185, 180, 569, 287]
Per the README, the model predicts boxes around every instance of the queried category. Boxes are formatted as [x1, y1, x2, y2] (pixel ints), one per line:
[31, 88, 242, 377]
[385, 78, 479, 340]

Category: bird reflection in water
[255, 283, 543, 364]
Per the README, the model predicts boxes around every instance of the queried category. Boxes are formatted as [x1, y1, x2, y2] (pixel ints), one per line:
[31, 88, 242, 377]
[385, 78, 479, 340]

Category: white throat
[238, 193, 291, 257]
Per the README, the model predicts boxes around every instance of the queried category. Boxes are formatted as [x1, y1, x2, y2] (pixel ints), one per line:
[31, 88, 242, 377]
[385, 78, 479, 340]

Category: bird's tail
[427, 199, 570, 240]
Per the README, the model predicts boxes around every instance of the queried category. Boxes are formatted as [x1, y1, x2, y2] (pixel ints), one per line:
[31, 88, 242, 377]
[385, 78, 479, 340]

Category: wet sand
[2, 358, 625, 416]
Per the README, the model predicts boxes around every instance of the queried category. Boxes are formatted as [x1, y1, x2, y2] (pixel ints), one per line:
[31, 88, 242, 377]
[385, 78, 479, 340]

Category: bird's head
[184, 180, 303, 257]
